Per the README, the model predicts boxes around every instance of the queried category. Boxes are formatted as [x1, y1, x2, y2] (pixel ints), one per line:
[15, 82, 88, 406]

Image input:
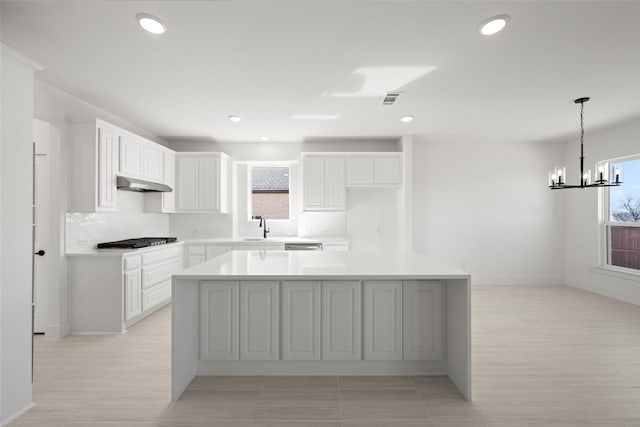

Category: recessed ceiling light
[228, 115, 242, 122]
[400, 115, 414, 123]
[480, 15, 509, 35]
[136, 13, 166, 34]
[259, 136, 269, 141]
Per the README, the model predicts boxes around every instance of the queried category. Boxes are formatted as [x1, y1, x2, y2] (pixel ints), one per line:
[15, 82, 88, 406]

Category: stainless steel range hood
[116, 176, 173, 193]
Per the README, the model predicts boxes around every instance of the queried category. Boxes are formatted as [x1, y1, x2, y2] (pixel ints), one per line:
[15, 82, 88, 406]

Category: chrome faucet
[251, 215, 270, 239]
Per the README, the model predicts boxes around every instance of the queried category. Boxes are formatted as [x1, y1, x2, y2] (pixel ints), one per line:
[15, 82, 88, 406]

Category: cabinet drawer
[124, 255, 142, 271]
[143, 280, 171, 311]
[143, 245, 183, 265]
[188, 245, 205, 256]
[143, 257, 183, 288]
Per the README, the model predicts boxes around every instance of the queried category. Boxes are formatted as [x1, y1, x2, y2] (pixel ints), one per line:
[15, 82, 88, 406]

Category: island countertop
[173, 250, 469, 280]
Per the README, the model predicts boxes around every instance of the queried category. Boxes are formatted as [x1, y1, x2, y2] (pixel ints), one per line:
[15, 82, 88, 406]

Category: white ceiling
[1, 1, 639, 144]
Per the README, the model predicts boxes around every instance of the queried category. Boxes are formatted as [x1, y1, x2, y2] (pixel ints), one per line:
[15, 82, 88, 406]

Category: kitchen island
[172, 250, 471, 400]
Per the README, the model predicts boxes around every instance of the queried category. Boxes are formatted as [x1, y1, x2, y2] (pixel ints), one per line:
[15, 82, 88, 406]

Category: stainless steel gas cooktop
[97, 237, 177, 249]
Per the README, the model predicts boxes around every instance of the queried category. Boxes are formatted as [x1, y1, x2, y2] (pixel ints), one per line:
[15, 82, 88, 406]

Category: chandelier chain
[580, 101, 584, 145]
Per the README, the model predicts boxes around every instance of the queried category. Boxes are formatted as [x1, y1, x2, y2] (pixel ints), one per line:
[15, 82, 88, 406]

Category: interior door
[33, 120, 50, 334]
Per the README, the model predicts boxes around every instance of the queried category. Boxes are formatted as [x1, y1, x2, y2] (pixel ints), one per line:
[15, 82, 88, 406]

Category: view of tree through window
[251, 166, 290, 220]
[606, 157, 640, 270]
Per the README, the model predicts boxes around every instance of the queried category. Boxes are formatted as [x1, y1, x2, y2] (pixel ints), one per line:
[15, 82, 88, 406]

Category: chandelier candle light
[548, 97, 622, 190]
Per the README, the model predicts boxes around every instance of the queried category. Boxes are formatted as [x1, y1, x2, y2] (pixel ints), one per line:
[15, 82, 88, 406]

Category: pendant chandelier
[548, 97, 622, 190]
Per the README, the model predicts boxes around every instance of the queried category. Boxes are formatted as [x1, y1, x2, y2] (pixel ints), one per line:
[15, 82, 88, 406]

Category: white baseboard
[197, 360, 446, 376]
[2, 402, 34, 426]
[566, 276, 640, 306]
[472, 276, 564, 286]
[44, 322, 70, 340]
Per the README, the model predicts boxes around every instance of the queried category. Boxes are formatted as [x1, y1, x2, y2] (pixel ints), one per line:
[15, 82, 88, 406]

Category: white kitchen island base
[172, 251, 471, 400]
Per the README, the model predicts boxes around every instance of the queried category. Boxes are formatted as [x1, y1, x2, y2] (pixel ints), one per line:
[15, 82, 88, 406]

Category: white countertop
[65, 237, 347, 256]
[173, 250, 469, 280]
[66, 241, 184, 257]
[184, 236, 348, 244]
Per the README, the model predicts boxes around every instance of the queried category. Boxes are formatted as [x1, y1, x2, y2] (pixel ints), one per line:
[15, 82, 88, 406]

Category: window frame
[599, 154, 640, 276]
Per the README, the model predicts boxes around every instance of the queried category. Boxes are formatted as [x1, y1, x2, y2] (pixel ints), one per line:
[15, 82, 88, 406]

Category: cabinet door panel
[188, 254, 205, 267]
[324, 157, 346, 210]
[303, 156, 324, 210]
[98, 128, 118, 210]
[374, 156, 401, 184]
[206, 245, 231, 260]
[162, 152, 176, 212]
[403, 281, 442, 361]
[240, 281, 279, 360]
[124, 270, 142, 321]
[322, 281, 361, 360]
[199, 157, 220, 211]
[119, 136, 144, 177]
[144, 146, 164, 182]
[142, 279, 171, 311]
[201, 282, 239, 360]
[282, 281, 321, 360]
[364, 281, 402, 360]
[348, 156, 374, 185]
[177, 157, 199, 210]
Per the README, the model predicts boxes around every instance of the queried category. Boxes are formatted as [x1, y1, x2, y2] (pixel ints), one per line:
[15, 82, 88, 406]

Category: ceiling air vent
[382, 92, 401, 105]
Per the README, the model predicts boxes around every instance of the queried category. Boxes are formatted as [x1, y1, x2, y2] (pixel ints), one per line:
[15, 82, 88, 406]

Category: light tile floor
[10, 285, 640, 426]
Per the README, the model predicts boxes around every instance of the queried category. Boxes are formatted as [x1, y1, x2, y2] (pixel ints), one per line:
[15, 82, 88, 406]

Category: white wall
[65, 192, 170, 252]
[563, 119, 640, 305]
[346, 187, 400, 250]
[412, 136, 565, 285]
[1, 47, 40, 425]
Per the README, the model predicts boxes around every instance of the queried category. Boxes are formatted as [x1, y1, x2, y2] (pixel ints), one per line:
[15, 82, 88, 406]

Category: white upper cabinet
[119, 135, 164, 183]
[97, 128, 118, 210]
[176, 153, 229, 213]
[177, 156, 199, 210]
[69, 121, 119, 212]
[70, 119, 175, 213]
[347, 156, 374, 185]
[302, 155, 346, 211]
[145, 151, 176, 213]
[162, 151, 176, 212]
[144, 146, 164, 183]
[374, 155, 402, 184]
[119, 136, 145, 177]
[347, 153, 402, 187]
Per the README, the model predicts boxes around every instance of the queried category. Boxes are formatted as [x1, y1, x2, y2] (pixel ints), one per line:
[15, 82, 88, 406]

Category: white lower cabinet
[240, 281, 279, 360]
[321, 281, 362, 360]
[364, 281, 403, 360]
[188, 245, 206, 267]
[201, 282, 239, 360]
[207, 245, 231, 260]
[125, 244, 183, 325]
[124, 269, 142, 321]
[187, 244, 232, 267]
[322, 242, 349, 251]
[197, 279, 443, 367]
[403, 281, 443, 361]
[282, 281, 321, 360]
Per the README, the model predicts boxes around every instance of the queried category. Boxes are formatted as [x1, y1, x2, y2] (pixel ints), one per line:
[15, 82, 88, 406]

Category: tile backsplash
[65, 191, 170, 252]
